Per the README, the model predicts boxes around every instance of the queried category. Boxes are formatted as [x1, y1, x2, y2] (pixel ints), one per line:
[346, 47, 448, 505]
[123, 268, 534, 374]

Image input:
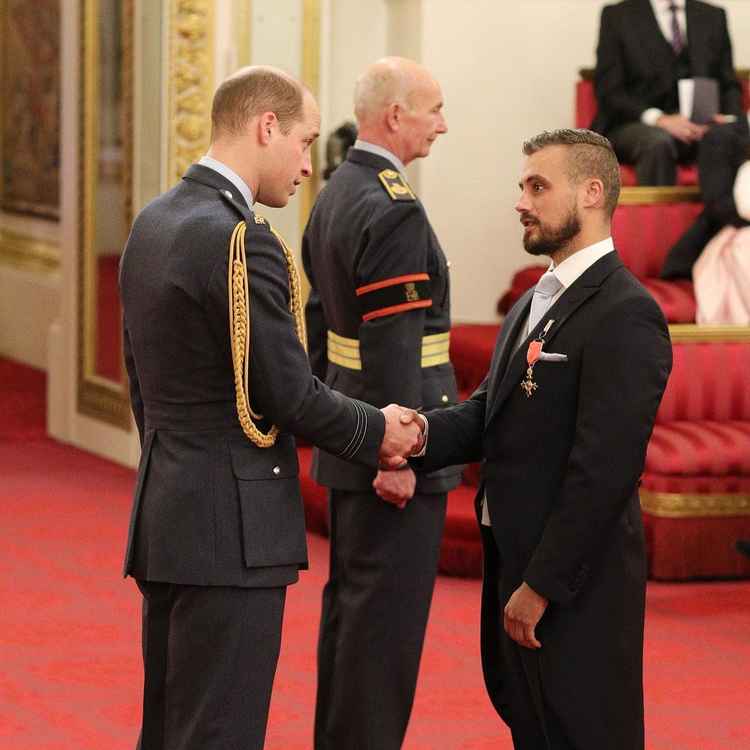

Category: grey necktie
[528, 271, 563, 334]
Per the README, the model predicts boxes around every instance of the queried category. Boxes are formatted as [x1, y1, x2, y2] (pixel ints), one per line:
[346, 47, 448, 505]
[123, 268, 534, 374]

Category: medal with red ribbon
[520, 320, 554, 398]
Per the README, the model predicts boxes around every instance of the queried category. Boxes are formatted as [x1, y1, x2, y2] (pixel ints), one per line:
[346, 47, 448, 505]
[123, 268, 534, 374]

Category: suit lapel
[685, 0, 705, 72]
[633, 0, 676, 64]
[486, 289, 533, 406]
[485, 252, 623, 426]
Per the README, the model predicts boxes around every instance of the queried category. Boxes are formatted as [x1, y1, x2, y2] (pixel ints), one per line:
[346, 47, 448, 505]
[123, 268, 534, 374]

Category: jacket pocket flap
[229, 438, 299, 480]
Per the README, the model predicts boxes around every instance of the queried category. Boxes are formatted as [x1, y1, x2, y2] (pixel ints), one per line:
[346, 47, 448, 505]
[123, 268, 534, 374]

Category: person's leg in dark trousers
[136, 581, 286, 750]
[314, 489, 446, 750]
[607, 122, 682, 186]
[661, 122, 750, 279]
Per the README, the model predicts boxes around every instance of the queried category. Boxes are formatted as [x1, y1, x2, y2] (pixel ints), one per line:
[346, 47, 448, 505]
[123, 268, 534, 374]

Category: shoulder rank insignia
[378, 169, 416, 202]
[253, 214, 266, 225]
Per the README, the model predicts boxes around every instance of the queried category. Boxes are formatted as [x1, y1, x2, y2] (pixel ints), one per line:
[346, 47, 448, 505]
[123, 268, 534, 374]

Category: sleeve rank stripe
[356, 273, 429, 296]
[339, 399, 366, 459]
[362, 299, 432, 322]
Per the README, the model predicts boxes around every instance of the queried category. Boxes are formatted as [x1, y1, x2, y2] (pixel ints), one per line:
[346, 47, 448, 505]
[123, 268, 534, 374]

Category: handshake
[378, 404, 426, 469]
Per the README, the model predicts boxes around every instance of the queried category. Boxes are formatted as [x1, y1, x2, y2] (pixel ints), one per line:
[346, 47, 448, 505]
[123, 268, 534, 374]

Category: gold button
[272, 466, 281, 476]
[441, 394, 449, 403]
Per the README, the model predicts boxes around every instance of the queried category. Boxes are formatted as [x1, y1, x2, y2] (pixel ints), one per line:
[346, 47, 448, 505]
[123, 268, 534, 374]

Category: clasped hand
[378, 404, 425, 469]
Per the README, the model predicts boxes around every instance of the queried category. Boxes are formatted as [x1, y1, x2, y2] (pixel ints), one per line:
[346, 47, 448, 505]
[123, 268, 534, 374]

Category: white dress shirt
[481, 238, 616, 526]
[198, 155, 254, 207]
[642, 0, 688, 126]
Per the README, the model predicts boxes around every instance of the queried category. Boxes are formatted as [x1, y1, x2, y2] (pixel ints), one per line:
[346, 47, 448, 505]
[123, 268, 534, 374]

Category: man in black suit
[413, 129, 672, 749]
[592, 0, 747, 187]
[303, 57, 460, 750]
[119, 66, 422, 750]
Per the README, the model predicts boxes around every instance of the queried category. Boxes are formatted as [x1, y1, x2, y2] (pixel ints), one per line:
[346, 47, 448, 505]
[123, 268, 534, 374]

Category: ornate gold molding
[234, 0, 251, 69]
[669, 324, 750, 343]
[641, 491, 750, 518]
[299, 0, 321, 234]
[167, 0, 215, 186]
[618, 186, 701, 205]
[0, 228, 59, 272]
[77, 0, 132, 430]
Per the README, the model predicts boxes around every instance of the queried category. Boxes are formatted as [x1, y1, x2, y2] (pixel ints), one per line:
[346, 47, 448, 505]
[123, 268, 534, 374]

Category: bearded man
[412, 129, 672, 749]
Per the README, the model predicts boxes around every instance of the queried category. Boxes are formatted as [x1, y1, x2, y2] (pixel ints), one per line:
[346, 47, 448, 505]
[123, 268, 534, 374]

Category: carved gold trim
[641, 491, 750, 518]
[618, 186, 701, 205]
[77, 0, 132, 430]
[0, 228, 60, 272]
[167, 0, 215, 186]
[299, 0, 321, 236]
[235, 0, 251, 69]
[669, 324, 750, 343]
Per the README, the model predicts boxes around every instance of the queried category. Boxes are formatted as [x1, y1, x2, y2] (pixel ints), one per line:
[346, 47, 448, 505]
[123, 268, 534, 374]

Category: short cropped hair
[522, 129, 621, 216]
[211, 66, 305, 140]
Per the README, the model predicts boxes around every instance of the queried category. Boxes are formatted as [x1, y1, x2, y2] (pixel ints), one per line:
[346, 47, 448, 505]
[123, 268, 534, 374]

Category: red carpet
[2, 358, 750, 749]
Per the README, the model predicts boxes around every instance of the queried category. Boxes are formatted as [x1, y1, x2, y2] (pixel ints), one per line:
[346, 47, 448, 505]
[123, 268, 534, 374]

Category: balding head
[211, 65, 307, 141]
[353, 57, 447, 165]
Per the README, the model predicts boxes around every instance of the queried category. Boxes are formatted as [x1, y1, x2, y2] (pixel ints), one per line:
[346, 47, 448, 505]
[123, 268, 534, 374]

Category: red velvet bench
[499, 196, 702, 324]
[641, 329, 750, 579]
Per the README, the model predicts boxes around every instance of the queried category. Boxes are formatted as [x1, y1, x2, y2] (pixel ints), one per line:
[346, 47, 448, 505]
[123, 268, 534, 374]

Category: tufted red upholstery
[612, 202, 704, 277]
[642, 279, 696, 323]
[657, 342, 750, 422]
[647, 421, 750, 476]
[449, 324, 500, 393]
[498, 201, 703, 322]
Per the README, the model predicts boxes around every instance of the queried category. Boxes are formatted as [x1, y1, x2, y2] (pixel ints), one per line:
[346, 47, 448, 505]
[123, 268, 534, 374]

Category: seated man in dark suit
[592, 0, 748, 187]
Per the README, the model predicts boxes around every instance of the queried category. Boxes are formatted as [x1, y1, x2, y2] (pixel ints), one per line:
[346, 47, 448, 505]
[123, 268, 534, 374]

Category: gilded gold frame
[299, 0, 321, 233]
[77, 0, 133, 429]
[0, 0, 61, 272]
[166, 0, 215, 187]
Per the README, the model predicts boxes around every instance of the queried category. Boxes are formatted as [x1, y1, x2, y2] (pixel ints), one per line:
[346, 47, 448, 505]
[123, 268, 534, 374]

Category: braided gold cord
[228, 220, 306, 448]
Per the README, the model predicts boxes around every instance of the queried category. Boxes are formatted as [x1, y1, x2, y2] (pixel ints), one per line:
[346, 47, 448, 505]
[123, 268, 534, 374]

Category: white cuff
[641, 108, 664, 127]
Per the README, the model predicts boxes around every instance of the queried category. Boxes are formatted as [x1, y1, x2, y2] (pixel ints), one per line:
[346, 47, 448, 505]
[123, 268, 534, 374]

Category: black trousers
[135, 580, 286, 750]
[480, 527, 574, 750]
[314, 488, 446, 750]
[607, 121, 697, 186]
[660, 121, 750, 278]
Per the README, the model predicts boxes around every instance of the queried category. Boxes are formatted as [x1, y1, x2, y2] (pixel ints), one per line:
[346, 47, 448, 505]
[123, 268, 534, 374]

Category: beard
[522, 205, 581, 256]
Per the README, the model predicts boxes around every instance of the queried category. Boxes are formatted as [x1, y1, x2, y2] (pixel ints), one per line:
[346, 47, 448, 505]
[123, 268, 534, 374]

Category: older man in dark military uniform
[303, 57, 460, 750]
[119, 66, 422, 750]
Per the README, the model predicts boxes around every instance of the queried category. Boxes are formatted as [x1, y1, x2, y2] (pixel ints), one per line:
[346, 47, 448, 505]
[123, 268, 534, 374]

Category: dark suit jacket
[592, 0, 744, 135]
[416, 252, 672, 750]
[120, 164, 385, 588]
[302, 148, 461, 493]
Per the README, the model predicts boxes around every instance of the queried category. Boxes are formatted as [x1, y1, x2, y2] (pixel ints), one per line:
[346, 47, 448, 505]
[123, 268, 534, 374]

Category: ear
[581, 177, 605, 210]
[385, 102, 402, 133]
[258, 111, 279, 145]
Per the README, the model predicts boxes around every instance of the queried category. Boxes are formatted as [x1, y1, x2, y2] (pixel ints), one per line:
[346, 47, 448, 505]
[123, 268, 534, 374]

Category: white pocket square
[538, 352, 568, 362]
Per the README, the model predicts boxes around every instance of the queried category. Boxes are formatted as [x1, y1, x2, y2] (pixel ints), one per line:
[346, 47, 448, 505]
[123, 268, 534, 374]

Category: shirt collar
[353, 139, 407, 176]
[549, 237, 615, 290]
[198, 155, 254, 207]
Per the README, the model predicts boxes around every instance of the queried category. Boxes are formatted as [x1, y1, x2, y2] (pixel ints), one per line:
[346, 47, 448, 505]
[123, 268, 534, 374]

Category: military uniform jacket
[302, 148, 462, 493]
[119, 164, 385, 587]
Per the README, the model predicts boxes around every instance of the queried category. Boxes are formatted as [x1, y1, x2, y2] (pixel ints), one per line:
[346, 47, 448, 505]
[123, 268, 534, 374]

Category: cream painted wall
[418, 0, 750, 322]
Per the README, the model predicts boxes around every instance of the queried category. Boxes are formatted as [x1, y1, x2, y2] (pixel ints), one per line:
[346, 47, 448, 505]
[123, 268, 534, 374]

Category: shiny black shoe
[736, 540, 750, 559]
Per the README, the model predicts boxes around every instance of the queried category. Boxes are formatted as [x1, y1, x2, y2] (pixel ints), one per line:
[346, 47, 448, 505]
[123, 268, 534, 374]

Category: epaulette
[378, 169, 416, 201]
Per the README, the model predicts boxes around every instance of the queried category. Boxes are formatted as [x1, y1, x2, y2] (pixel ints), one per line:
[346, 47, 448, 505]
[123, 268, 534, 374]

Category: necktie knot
[527, 272, 563, 334]
[534, 271, 563, 298]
